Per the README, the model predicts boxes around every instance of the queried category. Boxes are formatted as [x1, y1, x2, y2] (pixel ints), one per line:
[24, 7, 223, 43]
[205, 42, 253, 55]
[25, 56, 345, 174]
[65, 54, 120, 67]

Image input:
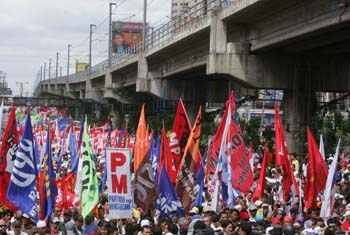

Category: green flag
[81, 116, 99, 218]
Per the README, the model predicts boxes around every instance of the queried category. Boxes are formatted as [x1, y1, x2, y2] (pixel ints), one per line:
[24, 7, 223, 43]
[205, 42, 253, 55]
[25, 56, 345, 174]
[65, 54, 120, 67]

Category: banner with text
[106, 148, 133, 219]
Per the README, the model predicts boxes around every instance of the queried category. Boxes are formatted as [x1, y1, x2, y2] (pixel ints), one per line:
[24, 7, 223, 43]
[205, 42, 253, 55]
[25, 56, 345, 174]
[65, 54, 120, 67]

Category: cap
[262, 203, 269, 207]
[36, 220, 46, 228]
[284, 215, 293, 223]
[271, 217, 280, 224]
[203, 206, 213, 213]
[22, 213, 30, 219]
[140, 219, 150, 227]
[296, 215, 304, 223]
[189, 207, 199, 215]
[248, 205, 257, 211]
[234, 205, 242, 211]
[344, 211, 350, 217]
[254, 200, 263, 207]
[342, 161, 347, 167]
[52, 217, 60, 223]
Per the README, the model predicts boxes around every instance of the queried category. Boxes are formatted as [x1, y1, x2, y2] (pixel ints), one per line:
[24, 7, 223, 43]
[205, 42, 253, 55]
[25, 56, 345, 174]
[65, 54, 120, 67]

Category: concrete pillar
[105, 71, 113, 89]
[65, 82, 70, 96]
[282, 88, 316, 155]
[85, 76, 92, 99]
[209, 10, 227, 54]
[110, 104, 119, 129]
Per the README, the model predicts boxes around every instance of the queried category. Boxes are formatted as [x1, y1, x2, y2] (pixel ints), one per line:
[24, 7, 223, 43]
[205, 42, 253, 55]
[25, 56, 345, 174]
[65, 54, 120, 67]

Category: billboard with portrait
[111, 21, 143, 55]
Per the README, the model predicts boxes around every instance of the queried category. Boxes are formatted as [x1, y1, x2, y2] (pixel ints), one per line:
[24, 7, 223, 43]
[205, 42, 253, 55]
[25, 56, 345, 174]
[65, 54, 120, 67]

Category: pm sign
[106, 148, 133, 219]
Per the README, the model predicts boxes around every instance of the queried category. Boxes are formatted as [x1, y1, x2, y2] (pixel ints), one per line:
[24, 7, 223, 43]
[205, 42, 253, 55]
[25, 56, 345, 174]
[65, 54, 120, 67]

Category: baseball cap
[248, 205, 257, 211]
[254, 200, 263, 207]
[189, 207, 199, 215]
[36, 220, 46, 228]
[52, 217, 60, 223]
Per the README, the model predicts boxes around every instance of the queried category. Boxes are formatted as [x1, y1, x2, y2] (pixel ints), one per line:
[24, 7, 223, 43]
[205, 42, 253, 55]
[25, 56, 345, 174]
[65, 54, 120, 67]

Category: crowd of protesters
[2, 148, 350, 235]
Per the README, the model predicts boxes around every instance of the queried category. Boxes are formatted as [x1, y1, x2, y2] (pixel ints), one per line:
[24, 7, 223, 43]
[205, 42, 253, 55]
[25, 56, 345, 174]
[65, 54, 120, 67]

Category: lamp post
[89, 24, 96, 75]
[108, 2, 117, 67]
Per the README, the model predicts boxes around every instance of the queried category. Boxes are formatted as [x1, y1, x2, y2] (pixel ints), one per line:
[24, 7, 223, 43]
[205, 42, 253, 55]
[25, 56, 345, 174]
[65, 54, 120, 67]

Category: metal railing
[37, 0, 240, 90]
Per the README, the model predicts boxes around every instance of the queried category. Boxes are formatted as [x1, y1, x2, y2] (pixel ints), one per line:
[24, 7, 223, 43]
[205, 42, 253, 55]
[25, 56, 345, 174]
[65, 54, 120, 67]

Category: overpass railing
[37, 0, 237, 90]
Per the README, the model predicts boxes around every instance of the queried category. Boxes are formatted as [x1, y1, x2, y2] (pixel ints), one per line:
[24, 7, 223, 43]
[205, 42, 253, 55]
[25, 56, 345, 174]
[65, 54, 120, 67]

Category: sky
[0, 0, 170, 96]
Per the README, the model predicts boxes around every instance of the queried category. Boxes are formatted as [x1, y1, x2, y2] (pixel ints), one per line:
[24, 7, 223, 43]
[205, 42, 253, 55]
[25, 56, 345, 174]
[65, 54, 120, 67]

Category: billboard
[76, 62, 89, 73]
[105, 148, 133, 219]
[112, 21, 143, 55]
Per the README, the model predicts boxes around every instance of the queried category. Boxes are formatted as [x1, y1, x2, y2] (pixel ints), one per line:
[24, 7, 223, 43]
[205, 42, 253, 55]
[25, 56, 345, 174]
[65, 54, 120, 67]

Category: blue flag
[57, 116, 68, 132]
[42, 125, 58, 219]
[156, 167, 184, 218]
[150, 135, 161, 184]
[194, 152, 206, 207]
[6, 112, 38, 222]
[33, 137, 41, 174]
[56, 134, 65, 172]
[68, 125, 77, 169]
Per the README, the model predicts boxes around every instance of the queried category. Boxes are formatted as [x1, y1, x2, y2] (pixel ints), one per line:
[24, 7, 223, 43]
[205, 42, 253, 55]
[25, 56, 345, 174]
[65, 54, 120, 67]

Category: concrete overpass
[34, 0, 350, 151]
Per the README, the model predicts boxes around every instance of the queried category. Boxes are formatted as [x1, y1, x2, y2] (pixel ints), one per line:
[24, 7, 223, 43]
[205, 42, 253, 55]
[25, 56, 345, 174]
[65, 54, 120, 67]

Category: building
[0, 71, 12, 96]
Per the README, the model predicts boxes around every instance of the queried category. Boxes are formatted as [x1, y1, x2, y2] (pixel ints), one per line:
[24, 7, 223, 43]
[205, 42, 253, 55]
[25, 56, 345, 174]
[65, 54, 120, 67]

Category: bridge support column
[282, 87, 317, 155]
[85, 76, 92, 99]
[136, 55, 165, 98]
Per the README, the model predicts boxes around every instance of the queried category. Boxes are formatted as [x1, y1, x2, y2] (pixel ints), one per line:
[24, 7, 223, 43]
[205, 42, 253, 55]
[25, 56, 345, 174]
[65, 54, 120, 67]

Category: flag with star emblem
[305, 128, 328, 209]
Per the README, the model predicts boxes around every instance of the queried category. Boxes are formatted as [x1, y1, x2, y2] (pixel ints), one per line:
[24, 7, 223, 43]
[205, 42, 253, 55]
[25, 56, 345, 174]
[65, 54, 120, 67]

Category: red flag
[305, 128, 328, 209]
[231, 137, 254, 194]
[160, 128, 169, 173]
[167, 99, 191, 185]
[274, 103, 294, 202]
[207, 93, 236, 174]
[176, 106, 202, 211]
[38, 171, 46, 219]
[133, 104, 150, 172]
[253, 148, 267, 201]
[0, 104, 18, 210]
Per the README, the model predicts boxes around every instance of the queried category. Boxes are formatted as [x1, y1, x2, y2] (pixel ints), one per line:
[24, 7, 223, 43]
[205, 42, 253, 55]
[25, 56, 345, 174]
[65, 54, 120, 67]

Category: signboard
[76, 62, 89, 73]
[111, 21, 143, 55]
[106, 148, 133, 219]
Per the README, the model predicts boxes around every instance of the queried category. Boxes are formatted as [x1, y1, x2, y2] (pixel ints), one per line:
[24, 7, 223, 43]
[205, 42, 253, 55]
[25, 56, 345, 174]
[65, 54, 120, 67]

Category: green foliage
[240, 118, 262, 151]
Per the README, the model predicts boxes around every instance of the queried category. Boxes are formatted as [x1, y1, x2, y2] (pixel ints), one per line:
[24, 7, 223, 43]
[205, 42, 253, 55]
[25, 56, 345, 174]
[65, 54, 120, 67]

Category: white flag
[320, 139, 340, 220]
[319, 134, 325, 161]
[0, 98, 4, 131]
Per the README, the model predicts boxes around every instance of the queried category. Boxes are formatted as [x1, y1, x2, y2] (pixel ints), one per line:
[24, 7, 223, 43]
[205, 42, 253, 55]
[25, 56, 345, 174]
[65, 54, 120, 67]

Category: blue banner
[156, 167, 184, 218]
[6, 112, 38, 222]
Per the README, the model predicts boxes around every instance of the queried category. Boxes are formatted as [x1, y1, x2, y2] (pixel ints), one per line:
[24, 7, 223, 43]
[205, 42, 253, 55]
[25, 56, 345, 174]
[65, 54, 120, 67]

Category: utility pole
[48, 58, 52, 79]
[108, 2, 116, 67]
[43, 63, 46, 80]
[40, 66, 43, 81]
[142, 0, 147, 49]
[60, 66, 62, 77]
[89, 24, 96, 75]
[67, 44, 71, 81]
[55, 52, 60, 78]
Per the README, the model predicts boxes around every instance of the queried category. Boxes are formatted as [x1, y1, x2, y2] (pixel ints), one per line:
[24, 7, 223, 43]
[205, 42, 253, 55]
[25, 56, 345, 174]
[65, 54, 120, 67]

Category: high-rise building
[0, 71, 13, 96]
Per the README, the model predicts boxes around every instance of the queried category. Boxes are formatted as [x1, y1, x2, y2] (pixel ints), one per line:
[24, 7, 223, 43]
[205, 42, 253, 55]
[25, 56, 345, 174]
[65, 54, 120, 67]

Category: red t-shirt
[341, 220, 350, 230]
